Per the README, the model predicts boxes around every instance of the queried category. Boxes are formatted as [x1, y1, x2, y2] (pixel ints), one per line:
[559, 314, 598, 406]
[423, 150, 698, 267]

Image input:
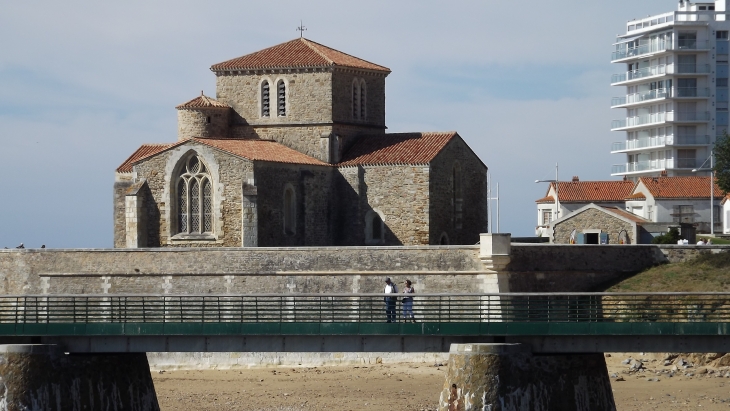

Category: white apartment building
[611, 0, 730, 180]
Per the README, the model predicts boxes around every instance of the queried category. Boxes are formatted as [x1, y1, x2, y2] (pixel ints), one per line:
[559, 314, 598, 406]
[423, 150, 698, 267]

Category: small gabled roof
[118, 138, 327, 172]
[536, 195, 556, 204]
[211, 38, 390, 73]
[637, 176, 724, 199]
[549, 203, 649, 227]
[536, 180, 635, 203]
[117, 144, 175, 173]
[722, 193, 730, 205]
[176, 92, 230, 110]
[337, 132, 467, 167]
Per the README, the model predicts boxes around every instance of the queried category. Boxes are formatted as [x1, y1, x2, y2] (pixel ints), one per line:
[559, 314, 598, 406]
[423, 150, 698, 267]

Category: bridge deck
[1, 293, 728, 353]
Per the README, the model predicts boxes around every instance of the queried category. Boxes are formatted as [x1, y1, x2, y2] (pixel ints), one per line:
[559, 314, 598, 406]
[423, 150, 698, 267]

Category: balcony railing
[612, 111, 710, 129]
[611, 64, 710, 84]
[611, 134, 711, 152]
[676, 158, 697, 168]
[612, 162, 669, 174]
[612, 40, 710, 61]
[612, 88, 709, 106]
[675, 134, 710, 145]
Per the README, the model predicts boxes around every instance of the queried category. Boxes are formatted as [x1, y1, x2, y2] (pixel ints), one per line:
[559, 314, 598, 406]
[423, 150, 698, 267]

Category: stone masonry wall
[0, 244, 709, 296]
[331, 69, 386, 127]
[553, 208, 634, 244]
[132, 141, 253, 247]
[113, 178, 133, 249]
[337, 165, 431, 245]
[429, 137, 488, 245]
[254, 162, 333, 247]
[177, 108, 230, 141]
[216, 71, 333, 126]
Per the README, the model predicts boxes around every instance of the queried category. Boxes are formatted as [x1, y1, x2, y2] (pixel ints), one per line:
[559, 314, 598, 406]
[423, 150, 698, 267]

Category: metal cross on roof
[297, 21, 307, 38]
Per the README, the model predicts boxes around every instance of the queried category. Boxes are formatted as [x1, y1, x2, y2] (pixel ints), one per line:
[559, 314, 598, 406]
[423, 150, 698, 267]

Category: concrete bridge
[2, 292, 729, 353]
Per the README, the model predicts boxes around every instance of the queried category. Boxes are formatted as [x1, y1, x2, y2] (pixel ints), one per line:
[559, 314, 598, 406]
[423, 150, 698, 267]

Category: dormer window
[277, 80, 286, 117]
[261, 81, 270, 117]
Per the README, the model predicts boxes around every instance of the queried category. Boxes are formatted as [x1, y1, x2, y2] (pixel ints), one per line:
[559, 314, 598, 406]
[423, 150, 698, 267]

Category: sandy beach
[151, 353, 730, 410]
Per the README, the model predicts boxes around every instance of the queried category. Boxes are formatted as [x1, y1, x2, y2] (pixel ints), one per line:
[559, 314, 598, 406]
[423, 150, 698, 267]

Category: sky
[0, 0, 675, 248]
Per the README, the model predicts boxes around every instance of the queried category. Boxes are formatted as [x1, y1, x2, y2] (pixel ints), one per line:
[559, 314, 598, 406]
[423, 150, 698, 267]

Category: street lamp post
[535, 163, 560, 222]
[692, 150, 715, 235]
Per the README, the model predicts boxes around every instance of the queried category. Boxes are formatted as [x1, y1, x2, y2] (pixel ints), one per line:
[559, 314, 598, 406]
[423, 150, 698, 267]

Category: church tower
[209, 38, 391, 163]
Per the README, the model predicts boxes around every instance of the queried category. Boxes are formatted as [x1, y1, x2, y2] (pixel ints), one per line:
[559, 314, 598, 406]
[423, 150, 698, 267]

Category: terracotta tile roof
[337, 132, 459, 166]
[535, 196, 555, 203]
[119, 138, 328, 171]
[116, 144, 175, 173]
[192, 138, 328, 166]
[176, 93, 230, 109]
[536, 180, 635, 203]
[601, 206, 650, 223]
[210, 38, 390, 73]
[638, 176, 724, 199]
[625, 192, 646, 200]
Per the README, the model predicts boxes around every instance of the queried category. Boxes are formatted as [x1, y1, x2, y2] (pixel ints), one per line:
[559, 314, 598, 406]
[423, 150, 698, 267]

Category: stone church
[114, 38, 488, 248]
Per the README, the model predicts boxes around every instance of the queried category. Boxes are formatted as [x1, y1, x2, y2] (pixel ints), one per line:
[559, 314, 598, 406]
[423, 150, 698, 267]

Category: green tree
[715, 131, 730, 194]
[651, 227, 680, 244]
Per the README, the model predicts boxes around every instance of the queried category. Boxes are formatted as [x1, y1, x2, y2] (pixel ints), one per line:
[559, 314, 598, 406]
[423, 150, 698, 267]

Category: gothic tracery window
[177, 155, 213, 235]
[283, 186, 296, 235]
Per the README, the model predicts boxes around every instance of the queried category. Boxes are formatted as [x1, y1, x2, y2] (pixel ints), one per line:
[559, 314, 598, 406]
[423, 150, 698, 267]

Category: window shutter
[600, 233, 609, 244]
[576, 233, 585, 244]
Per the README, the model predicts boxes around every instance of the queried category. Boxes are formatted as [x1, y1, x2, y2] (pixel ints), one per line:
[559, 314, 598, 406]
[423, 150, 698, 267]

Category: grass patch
[607, 251, 730, 292]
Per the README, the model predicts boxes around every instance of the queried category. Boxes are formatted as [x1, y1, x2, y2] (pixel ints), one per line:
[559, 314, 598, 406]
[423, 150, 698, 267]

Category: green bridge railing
[1, 293, 729, 324]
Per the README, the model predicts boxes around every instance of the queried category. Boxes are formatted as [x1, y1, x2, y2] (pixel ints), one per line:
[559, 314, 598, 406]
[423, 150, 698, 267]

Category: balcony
[675, 134, 711, 145]
[611, 40, 710, 62]
[676, 158, 697, 168]
[612, 159, 674, 175]
[611, 64, 710, 85]
[611, 88, 710, 107]
[611, 111, 710, 130]
[610, 134, 710, 152]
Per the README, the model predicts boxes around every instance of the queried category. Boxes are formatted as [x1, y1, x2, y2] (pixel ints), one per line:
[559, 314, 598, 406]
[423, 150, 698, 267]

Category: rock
[663, 360, 672, 366]
[631, 360, 644, 370]
[614, 377, 625, 382]
[610, 373, 619, 378]
[605, 353, 611, 358]
[621, 359, 631, 365]
[647, 378, 660, 382]
[697, 367, 708, 374]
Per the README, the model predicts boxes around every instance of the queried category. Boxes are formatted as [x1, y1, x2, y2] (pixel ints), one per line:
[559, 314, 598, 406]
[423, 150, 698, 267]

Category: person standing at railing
[384, 277, 398, 323]
[402, 280, 416, 323]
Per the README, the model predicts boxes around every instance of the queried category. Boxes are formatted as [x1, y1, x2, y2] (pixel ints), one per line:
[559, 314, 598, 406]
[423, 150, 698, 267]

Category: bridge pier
[0, 344, 159, 410]
[439, 343, 616, 411]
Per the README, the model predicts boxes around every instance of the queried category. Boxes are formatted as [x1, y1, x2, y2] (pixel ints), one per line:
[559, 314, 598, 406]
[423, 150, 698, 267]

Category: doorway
[585, 233, 599, 244]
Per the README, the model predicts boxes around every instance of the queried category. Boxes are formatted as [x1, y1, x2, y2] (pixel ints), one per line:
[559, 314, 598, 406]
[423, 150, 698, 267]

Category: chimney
[660, 170, 668, 177]
[623, 176, 628, 181]
[572, 176, 579, 182]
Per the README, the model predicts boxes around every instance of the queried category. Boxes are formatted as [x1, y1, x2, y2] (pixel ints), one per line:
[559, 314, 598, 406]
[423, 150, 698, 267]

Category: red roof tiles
[337, 132, 458, 166]
[118, 138, 327, 172]
[176, 93, 230, 109]
[116, 144, 174, 173]
[536, 181, 635, 203]
[638, 176, 723, 199]
[601, 206, 650, 223]
[193, 138, 327, 166]
[210, 38, 390, 73]
[625, 192, 646, 200]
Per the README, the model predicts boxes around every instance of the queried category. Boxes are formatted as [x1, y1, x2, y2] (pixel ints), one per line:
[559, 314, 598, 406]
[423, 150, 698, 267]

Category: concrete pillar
[439, 343, 615, 411]
[0, 344, 160, 410]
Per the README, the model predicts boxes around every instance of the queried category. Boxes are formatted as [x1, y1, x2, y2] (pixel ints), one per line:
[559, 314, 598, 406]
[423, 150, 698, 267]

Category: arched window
[359, 79, 367, 120]
[365, 210, 385, 245]
[261, 81, 270, 117]
[453, 163, 463, 230]
[352, 79, 360, 120]
[440, 232, 449, 245]
[177, 155, 213, 234]
[283, 186, 296, 235]
[277, 80, 286, 117]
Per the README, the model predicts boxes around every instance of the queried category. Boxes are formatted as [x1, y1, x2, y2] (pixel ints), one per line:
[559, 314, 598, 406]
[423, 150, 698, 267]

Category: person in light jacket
[384, 277, 398, 323]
